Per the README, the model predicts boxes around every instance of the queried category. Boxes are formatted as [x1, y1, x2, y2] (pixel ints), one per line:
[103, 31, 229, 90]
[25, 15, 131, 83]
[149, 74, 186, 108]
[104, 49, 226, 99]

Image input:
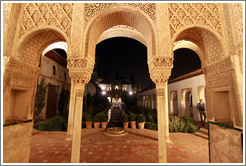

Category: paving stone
[29, 128, 209, 163]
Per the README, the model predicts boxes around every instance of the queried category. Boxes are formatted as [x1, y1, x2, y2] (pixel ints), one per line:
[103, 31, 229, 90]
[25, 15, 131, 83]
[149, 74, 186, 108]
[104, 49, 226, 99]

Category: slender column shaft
[156, 85, 167, 163]
[71, 85, 84, 163]
[164, 82, 170, 142]
[66, 81, 75, 141]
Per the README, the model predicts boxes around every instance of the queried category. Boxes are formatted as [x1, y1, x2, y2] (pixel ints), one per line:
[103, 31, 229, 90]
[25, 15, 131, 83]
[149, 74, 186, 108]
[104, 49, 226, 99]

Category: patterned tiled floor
[29, 127, 209, 163]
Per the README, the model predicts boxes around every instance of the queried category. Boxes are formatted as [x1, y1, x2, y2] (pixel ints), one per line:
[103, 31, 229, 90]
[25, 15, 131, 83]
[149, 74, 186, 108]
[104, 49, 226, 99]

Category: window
[115, 85, 119, 90]
[107, 87, 111, 91]
[53, 65, 56, 76]
[122, 87, 126, 91]
[64, 71, 66, 80]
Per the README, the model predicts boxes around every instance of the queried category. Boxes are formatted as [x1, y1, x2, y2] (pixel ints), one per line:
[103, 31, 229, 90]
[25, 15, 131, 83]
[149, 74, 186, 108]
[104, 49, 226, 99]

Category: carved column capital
[150, 69, 171, 89]
[149, 56, 173, 91]
[69, 71, 91, 84]
[67, 58, 93, 84]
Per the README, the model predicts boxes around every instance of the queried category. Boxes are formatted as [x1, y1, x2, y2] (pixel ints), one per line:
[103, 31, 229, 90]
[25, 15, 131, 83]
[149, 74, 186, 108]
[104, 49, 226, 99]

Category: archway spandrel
[20, 3, 73, 39]
[169, 3, 223, 39]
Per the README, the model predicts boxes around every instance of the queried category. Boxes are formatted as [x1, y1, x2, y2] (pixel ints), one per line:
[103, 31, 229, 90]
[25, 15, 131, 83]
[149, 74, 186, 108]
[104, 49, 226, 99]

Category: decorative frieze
[5, 58, 40, 78]
[67, 58, 87, 69]
[152, 57, 173, 68]
[169, 3, 222, 38]
[85, 3, 156, 23]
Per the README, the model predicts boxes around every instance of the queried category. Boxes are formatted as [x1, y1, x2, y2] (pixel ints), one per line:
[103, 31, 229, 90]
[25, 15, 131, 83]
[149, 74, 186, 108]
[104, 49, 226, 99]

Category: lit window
[107, 87, 112, 91]
[115, 85, 119, 90]
[122, 87, 126, 91]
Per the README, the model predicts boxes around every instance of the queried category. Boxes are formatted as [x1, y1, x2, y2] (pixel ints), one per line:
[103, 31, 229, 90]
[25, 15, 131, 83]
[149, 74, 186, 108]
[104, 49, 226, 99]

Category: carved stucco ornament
[67, 58, 92, 84]
[149, 57, 174, 91]
[5, 58, 40, 78]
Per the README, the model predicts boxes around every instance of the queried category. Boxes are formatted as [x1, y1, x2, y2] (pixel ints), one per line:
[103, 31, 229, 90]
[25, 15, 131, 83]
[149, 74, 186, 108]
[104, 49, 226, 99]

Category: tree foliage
[34, 78, 46, 116]
[58, 87, 70, 116]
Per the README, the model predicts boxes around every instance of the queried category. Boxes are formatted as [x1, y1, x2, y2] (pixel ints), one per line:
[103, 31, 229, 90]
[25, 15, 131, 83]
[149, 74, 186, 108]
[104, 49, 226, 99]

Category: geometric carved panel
[85, 3, 156, 24]
[21, 3, 73, 38]
[169, 3, 222, 38]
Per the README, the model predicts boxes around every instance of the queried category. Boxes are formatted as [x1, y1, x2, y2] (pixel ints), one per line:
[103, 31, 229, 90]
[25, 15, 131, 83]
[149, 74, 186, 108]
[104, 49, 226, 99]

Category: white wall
[168, 74, 206, 121]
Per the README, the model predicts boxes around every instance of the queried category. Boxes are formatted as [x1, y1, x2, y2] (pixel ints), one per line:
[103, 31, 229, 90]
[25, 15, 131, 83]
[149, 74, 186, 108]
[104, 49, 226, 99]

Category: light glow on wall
[107, 97, 111, 102]
[129, 91, 133, 95]
[100, 86, 106, 90]
[102, 91, 106, 95]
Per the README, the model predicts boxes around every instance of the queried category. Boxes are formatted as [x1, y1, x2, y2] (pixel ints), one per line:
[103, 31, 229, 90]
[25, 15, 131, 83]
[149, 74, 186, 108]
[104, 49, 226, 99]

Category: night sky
[94, 37, 201, 89]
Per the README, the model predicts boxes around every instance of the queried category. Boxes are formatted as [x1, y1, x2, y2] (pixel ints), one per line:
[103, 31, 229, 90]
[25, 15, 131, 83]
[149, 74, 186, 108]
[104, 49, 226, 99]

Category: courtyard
[30, 127, 209, 163]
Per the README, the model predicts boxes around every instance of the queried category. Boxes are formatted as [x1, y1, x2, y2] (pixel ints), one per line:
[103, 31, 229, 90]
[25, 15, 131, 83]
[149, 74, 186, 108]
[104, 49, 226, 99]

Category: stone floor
[29, 127, 209, 163]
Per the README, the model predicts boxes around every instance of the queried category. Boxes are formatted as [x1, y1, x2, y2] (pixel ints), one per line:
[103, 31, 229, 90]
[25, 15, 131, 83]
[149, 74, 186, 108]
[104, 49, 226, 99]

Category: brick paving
[29, 127, 209, 163]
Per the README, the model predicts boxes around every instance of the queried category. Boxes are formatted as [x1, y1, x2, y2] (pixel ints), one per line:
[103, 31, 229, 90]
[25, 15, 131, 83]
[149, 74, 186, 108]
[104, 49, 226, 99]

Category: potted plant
[129, 113, 137, 129]
[137, 114, 146, 129]
[93, 114, 101, 128]
[122, 114, 129, 129]
[84, 113, 93, 129]
[101, 113, 108, 129]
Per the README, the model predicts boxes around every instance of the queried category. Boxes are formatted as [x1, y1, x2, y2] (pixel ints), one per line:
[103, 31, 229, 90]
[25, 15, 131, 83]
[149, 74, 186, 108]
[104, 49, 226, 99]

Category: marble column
[71, 83, 85, 163]
[164, 82, 170, 142]
[156, 83, 168, 163]
[66, 81, 75, 141]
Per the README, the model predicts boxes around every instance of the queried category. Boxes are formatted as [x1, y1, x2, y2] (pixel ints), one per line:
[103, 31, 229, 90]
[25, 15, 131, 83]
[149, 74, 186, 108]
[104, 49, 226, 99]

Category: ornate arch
[83, 5, 157, 64]
[171, 25, 226, 66]
[13, 25, 70, 67]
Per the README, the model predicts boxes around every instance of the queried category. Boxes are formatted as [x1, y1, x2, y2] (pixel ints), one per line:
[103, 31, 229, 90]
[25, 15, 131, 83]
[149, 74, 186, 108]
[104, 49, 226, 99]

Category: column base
[166, 138, 171, 143]
[159, 156, 167, 163]
[65, 135, 72, 141]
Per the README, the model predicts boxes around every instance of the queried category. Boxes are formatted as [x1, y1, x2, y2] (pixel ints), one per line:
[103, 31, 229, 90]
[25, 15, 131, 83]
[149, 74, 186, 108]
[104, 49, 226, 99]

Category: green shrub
[34, 78, 46, 116]
[178, 120, 186, 132]
[122, 114, 129, 122]
[145, 122, 157, 130]
[129, 113, 136, 121]
[146, 113, 154, 122]
[183, 116, 196, 125]
[169, 116, 199, 133]
[37, 116, 66, 131]
[47, 116, 66, 131]
[93, 114, 101, 122]
[84, 113, 93, 121]
[82, 121, 86, 128]
[101, 113, 108, 122]
[83, 105, 94, 115]
[186, 121, 199, 133]
[136, 114, 146, 122]
[151, 109, 157, 123]
[34, 117, 44, 124]
[58, 87, 70, 115]
[169, 116, 179, 132]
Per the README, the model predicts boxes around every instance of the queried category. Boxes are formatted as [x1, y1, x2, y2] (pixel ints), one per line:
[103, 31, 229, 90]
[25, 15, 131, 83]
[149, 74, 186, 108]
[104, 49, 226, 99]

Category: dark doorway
[46, 84, 59, 118]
